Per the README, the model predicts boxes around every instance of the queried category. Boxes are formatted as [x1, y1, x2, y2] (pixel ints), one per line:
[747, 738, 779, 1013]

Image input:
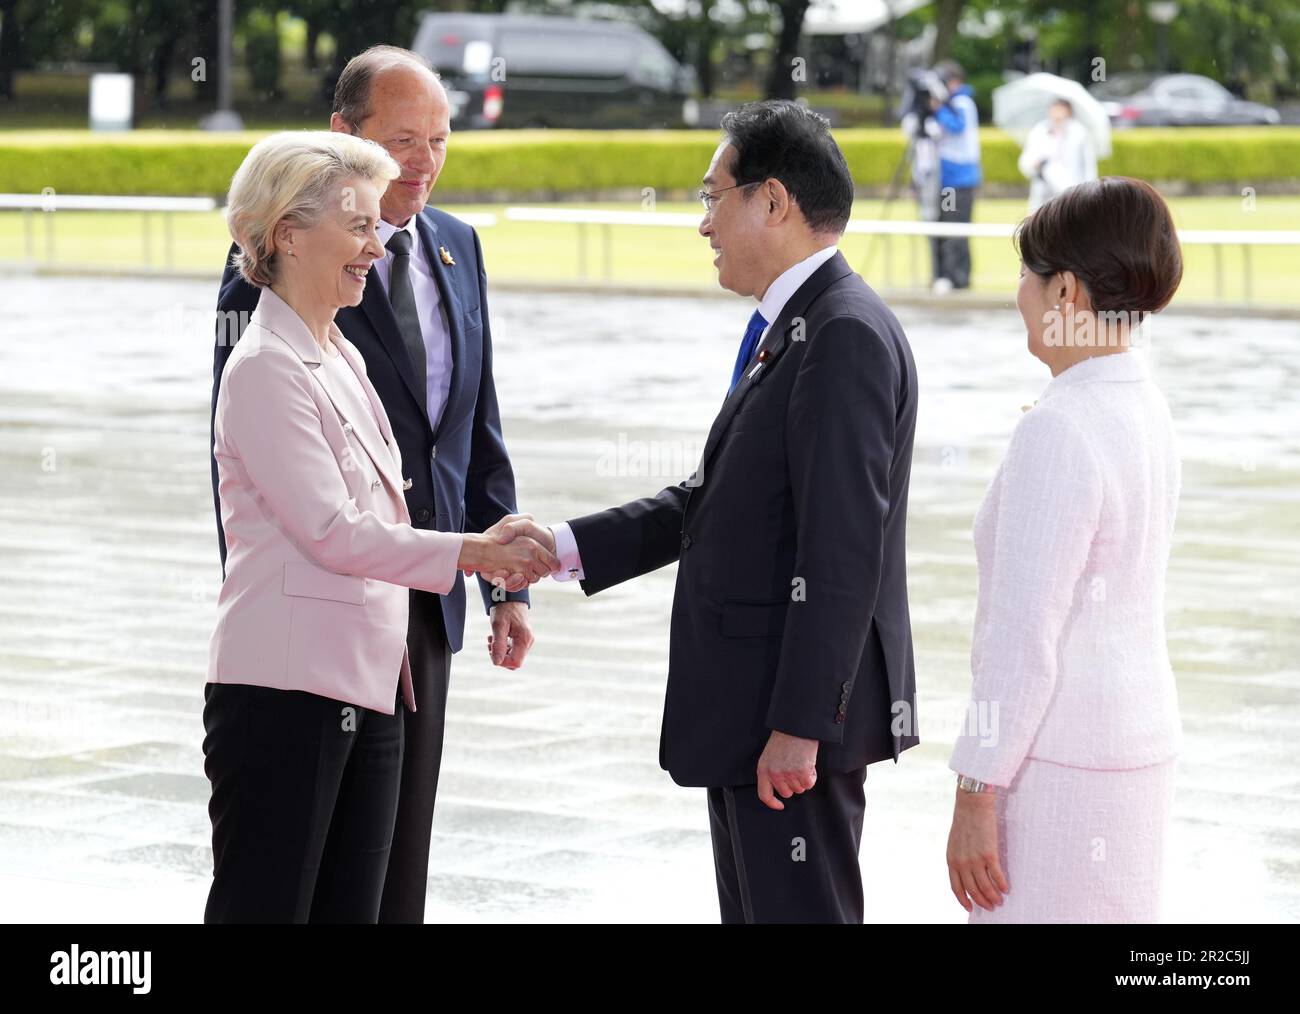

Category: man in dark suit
[491, 101, 919, 922]
[210, 46, 533, 923]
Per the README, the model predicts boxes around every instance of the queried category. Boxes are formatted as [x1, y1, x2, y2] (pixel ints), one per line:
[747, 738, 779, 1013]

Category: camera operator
[903, 61, 981, 294]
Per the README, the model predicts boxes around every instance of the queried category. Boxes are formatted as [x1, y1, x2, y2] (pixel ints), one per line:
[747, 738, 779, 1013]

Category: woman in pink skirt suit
[945, 177, 1185, 923]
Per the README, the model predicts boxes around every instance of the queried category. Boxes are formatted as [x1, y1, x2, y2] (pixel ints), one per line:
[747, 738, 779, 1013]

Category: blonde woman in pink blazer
[945, 177, 1185, 923]
[204, 131, 556, 923]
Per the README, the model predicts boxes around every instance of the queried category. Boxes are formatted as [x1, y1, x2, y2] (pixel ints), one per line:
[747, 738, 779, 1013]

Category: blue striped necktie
[728, 309, 769, 395]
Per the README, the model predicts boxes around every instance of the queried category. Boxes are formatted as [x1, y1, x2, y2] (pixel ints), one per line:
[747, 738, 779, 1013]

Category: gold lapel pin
[439, 246, 455, 266]
[757, 349, 770, 362]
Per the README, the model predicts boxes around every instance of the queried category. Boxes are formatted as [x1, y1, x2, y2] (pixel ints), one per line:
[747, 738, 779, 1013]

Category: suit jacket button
[414, 508, 431, 523]
[431, 445, 438, 460]
[681, 534, 692, 550]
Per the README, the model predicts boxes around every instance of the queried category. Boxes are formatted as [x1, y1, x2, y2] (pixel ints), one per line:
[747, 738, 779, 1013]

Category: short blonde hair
[226, 130, 401, 288]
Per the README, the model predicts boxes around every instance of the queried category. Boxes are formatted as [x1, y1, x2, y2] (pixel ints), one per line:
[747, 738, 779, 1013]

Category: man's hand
[488, 600, 534, 670]
[756, 730, 819, 811]
[487, 513, 557, 556]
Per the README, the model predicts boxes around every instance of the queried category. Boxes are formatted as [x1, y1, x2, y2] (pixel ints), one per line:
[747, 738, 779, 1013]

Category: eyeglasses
[698, 181, 757, 214]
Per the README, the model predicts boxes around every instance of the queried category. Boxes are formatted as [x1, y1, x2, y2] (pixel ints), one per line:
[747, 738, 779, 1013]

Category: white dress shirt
[948, 350, 1184, 786]
[550, 245, 841, 581]
[375, 215, 454, 432]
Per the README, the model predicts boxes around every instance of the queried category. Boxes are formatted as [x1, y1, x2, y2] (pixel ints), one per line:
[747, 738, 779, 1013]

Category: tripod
[858, 124, 939, 279]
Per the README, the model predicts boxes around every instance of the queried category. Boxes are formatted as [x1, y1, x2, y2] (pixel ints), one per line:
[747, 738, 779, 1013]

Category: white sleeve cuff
[549, 522, 585, 582]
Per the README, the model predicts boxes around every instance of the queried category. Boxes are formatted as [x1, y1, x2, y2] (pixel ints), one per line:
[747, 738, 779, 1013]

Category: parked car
[1089, 72, 1280, 127]
[412, 12, 698, 129]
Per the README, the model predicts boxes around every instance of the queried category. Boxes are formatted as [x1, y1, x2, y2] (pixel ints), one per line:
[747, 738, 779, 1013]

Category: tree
[766, 0, 811, 99]
[931, 0, 967, 62]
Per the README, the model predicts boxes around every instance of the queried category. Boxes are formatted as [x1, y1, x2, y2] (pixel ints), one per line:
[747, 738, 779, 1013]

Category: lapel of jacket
[414, 210, 464, 441]
[359, 223, 432, 432]
[326, 330, 406, 499]
[250, 302, 406, 502]
[695, 252, 855, 478]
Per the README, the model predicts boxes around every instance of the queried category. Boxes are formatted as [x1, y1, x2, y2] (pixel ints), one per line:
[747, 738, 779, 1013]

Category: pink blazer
[208, 287, 463, 714]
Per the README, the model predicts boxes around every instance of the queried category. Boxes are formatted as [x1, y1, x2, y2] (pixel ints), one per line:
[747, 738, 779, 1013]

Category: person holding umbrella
[994, 73, 1111, 213]
[1018, 98, 1098, 211]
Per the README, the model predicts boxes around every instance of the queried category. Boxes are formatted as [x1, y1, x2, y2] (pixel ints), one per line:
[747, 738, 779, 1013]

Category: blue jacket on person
[933, 84, 982, 190]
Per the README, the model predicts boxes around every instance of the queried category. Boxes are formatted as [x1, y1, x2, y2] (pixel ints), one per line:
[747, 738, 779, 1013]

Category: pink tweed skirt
[970, 756, 1178, 924]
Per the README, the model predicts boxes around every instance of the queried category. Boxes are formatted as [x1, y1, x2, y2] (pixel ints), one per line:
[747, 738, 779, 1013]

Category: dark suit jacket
[209, 206, 526, 653]
[568, 252, 919, 788]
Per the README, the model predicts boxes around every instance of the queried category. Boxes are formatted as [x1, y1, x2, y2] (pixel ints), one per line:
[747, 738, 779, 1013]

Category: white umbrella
[992, 72, 1112, 159]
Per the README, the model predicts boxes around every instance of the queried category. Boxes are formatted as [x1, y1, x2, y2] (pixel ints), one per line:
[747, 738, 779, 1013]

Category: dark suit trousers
[707, 765, 868, 924]
[378, 588, 453, 923]
[202, 681, 404, 923]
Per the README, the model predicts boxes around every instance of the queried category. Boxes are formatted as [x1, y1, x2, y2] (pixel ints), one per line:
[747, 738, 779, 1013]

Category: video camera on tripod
[900, 67, 950, 137]
[858, 66, 953, 274]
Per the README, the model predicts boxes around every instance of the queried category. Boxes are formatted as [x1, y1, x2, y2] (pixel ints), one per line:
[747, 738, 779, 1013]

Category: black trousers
[931, 185, 976, 288]
[378, 589, 453, 923]
[202, 681, 405, 923]
[707, 765, 868, 924]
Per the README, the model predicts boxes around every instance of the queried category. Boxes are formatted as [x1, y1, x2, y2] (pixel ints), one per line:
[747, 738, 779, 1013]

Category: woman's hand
[946, 787, 1010, 914]
[457, 530, 558, 593]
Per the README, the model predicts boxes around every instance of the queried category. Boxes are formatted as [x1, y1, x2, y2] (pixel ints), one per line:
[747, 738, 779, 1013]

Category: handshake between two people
[455, 513, 559, 593]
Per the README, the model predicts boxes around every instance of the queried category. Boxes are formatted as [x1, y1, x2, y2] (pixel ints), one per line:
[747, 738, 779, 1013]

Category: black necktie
[385, 229, 426, 414]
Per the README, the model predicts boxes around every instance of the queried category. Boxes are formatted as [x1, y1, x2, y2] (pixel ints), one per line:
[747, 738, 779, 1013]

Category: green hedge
[0, 127, 1296, 198]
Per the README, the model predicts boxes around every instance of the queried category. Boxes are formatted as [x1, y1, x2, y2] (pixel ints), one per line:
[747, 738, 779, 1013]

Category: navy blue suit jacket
[567, 253, 919, 787]
[209, 206, 526, 653]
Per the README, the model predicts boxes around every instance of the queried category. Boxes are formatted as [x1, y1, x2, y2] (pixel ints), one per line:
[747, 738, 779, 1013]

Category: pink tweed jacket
[949, 350, 1184, 786]
[208, 287, 463, 715]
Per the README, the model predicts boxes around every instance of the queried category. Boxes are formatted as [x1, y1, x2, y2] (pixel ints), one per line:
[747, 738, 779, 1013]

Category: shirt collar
[376, 214, 419, 256]
[1040, 348, 1150, 402]
[756, 245, 839, 329]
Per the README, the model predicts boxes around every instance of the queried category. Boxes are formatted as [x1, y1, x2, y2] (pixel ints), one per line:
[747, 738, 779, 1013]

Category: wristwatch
[956, 774, 999, 794]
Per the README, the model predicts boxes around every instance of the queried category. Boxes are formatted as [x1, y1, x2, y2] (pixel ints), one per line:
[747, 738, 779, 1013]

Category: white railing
[0, 194, 498, 271]
[504, 206, 1300, 303]
[0, 193, 218, 270]
[4, 195, 1295, 302]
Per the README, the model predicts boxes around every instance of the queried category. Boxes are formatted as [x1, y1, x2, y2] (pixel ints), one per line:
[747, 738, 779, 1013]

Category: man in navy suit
[493, 102, 920, 922]
[209, 46, 532, 923]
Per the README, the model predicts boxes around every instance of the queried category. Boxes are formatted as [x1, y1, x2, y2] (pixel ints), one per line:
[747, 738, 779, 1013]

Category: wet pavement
[1, 274, 1297, 922]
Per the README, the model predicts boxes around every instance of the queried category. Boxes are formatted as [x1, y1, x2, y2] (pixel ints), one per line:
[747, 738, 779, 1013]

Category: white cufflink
[402, 478, 413, 491]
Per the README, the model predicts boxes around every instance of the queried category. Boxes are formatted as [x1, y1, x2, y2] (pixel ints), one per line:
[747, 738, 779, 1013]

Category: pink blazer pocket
[282, 560, 367, 605]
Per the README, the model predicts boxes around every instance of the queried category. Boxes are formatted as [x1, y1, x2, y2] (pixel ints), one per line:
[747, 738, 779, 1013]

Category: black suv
[412, 12, 698, 129]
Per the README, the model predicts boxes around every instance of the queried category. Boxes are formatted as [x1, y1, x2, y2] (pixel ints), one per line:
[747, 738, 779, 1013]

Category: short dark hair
[333, 45, 440, 130]
[1014, 176, 1183, 321]
[719, 100, 855, 235]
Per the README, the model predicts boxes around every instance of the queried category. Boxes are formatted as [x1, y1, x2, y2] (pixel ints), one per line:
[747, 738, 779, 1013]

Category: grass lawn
[2, 194, 1297, 306]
